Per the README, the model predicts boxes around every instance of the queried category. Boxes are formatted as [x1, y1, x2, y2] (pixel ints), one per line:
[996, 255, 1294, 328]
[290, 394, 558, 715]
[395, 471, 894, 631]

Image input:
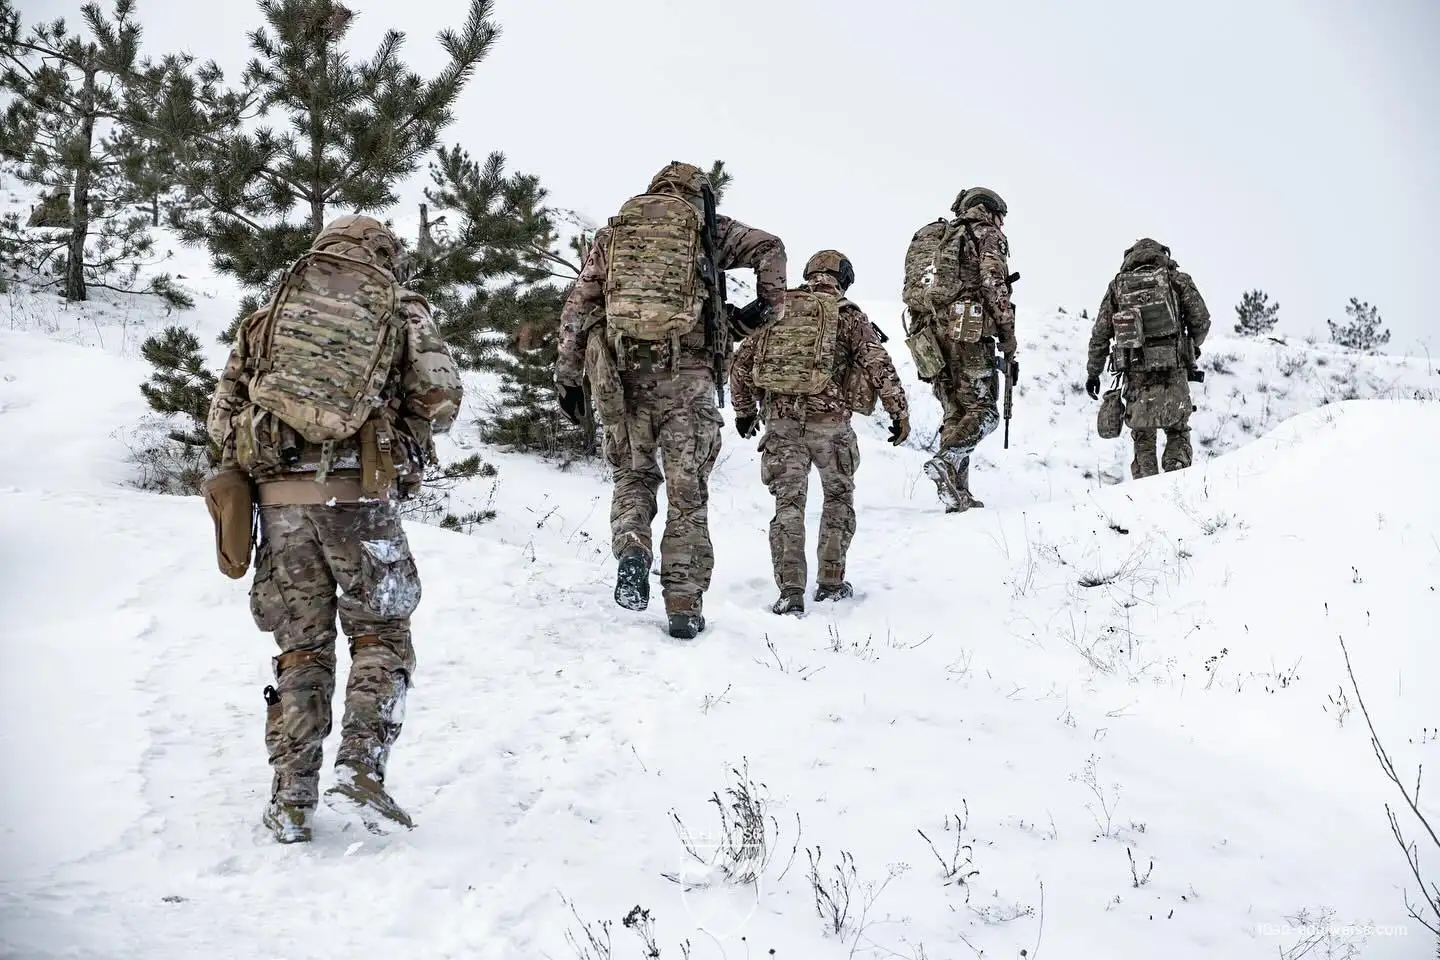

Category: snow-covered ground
[1, 191, 1437, 958]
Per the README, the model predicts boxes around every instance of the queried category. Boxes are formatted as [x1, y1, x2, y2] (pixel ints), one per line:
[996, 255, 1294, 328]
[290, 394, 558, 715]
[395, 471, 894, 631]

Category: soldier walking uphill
[731, 251, 909, 615]
[901, 187, 1017, 513]
[1085, 238, 1210, 478]
[555, 162, 786, 640]
[204, 215, 463, 843]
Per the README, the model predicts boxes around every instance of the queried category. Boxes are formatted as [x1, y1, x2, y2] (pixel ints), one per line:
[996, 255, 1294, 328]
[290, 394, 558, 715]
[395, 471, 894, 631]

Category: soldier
[555, 161, 786, 640]
[730, 250, 909, 615]
[1085, 238, 1211, 478]
[902, 187, 1017, 513]
[205, 215, 463, 843]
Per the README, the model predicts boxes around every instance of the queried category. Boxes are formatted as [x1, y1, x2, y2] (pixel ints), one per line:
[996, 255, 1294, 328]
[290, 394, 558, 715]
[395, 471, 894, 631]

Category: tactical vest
[1109, 264, 1183, 372]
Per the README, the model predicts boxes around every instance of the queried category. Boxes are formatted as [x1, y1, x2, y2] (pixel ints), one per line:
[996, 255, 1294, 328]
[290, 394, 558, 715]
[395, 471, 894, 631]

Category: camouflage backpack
[246, 249, 402, 444]
[901, 218, 964, 319]
[1111, 264, 1182, 371]
[603, 193, 705, 343]
[751, 288, 842, 396]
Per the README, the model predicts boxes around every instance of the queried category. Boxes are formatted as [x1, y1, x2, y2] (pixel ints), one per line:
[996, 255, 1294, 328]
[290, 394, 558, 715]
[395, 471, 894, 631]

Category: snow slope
[1, 315, 1437, 960]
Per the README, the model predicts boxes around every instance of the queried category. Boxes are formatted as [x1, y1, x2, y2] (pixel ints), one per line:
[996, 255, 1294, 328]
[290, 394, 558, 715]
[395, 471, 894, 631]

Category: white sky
[26, 0, 1440, 350]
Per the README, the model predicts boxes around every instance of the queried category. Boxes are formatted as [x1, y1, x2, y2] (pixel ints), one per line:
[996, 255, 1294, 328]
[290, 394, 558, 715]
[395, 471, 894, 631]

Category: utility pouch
[1097, 379, 1125, 439]
[202, 466, 257, 579]
[1112, 308, 1143, 349]
[947, 300, 986, 344]
[904, 322, 946, 382]
[358, 418, 397, 499]
[586, 334, 627, 426]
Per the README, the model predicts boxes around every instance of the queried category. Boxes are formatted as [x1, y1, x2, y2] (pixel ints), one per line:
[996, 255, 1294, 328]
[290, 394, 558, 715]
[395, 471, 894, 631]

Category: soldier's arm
[729, 336, 760, 418]
[398, 291, 463, 434]
[847, 306, 909, 420]
[1086, 286, 1117, 380]
[972, 222, 1015, 330]
[715, 216, 787, 315]
[1174, 271, 1211, 348]
[206, 307, 265, 452]
[556, 230, 610, 388]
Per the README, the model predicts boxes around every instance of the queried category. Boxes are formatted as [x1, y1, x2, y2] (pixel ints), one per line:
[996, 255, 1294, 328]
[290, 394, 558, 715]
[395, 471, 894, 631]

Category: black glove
[734, 414, 759, 439]
[888, 414, 910, 446]
[728, 300, 774, 339]
[557, 383, 587, 425]
[1085, 375, 1101, 400]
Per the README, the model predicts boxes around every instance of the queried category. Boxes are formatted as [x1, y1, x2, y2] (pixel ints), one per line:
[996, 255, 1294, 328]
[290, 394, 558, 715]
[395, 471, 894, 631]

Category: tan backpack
[602, 193, 705, 343]
[246, 250, 402, 444]
[901, 218, 964, 319]
[750, 288, 842, 396]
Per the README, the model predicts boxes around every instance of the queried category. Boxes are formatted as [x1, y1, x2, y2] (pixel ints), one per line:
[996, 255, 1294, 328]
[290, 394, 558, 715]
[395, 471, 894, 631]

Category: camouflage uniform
[920, 192, 1016, 511]
[1086, 239, 1211, 478]
[556, 163, 786, 633]
[207, 215, 462, 838]
[731, 268, 908, 607]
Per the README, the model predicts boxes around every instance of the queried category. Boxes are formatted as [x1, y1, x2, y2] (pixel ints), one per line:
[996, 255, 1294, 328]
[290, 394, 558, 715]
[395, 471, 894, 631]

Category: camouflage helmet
[1124, 237, 1171, 258]
[648, 161, 711, 205]
[952, 186, 1008, 218]
[803, 249, 856, 290]
[313, 214, 399, 269]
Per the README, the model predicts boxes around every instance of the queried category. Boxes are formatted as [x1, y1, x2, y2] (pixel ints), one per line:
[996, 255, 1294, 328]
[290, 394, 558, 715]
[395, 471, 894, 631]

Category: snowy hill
[1, 192, 1437, 957]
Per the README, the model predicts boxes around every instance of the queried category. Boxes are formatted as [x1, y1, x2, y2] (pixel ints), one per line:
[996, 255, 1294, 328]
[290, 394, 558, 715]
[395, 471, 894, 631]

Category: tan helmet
[803, 249, 855, 290]
[952, 186, 1008, 218]
[648, 161, 711, 205]
[313, 214, 399, 269]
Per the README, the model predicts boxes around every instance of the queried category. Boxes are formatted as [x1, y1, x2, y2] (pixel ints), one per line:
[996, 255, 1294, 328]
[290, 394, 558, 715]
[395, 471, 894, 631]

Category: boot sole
[614, 555, 651, 611]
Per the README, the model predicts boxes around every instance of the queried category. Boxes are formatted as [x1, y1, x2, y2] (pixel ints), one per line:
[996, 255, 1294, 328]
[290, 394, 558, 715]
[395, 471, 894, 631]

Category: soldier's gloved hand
[1085, 375, 1101, 400]
[888, 414, 910, 446]
[735, 414, 759, 439]
[557, 383, 587, 425]
[997, 325, 1018, 358]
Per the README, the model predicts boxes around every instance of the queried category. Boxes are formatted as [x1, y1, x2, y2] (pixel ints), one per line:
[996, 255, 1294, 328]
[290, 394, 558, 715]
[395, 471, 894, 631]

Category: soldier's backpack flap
[1097, 379, 1125, 440]
[202, 466, 256, 579]
[751, 289, 842, 396]
[247, 250, 402, 445]
[602, 193, 706, 343]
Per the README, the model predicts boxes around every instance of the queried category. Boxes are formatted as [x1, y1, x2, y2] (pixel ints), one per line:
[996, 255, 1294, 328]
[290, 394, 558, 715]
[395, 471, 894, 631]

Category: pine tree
[416, 146, 597, 460]
[0, 0, 189, 305]
[145, 0, 499, 336]
[1327, 297, 1391, 353]
[706, 160, 731, 205]
[1233, 289, 1280, 337]
[132, 325, 217, 492]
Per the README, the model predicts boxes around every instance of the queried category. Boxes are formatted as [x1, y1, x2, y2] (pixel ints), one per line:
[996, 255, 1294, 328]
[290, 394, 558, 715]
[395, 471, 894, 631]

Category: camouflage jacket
[208, 289, 462, 484]
[555, 211, 787, 387]
[1086, 245, 1211, 380]
[730, 279, 908, 424]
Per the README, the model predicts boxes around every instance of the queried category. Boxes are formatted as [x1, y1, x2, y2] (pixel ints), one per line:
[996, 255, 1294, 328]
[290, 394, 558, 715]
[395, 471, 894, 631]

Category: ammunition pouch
[946, 300, 987, 344]
[903, 312, 946, 383]
[586, 334, 628, 427]
[201, 466, 257, 579]
[357, 417, 397, 499]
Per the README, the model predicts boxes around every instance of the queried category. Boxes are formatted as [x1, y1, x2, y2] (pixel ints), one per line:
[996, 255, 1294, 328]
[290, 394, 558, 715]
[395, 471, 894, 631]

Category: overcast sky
[27, 0, 1440, 350]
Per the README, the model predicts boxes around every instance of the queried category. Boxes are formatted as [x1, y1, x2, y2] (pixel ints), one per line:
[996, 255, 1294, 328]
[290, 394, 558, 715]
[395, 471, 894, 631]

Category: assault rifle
[698, 183, 728, 407]
[999, 354, 1018, 449]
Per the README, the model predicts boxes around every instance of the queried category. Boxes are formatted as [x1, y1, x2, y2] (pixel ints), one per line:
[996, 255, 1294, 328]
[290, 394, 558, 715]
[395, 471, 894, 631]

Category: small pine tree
[1327, 297, 1391, 353]
[133, 325, 217, 492]
[146, 0, 500, 337]
[0, 0, 189, 305]
[417, 146, 597, 461]
[706, 160, 732, 205]
[1233, 289, 1280, 337]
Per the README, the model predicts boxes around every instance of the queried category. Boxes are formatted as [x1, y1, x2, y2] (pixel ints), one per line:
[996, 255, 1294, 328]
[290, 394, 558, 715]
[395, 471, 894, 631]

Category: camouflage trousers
[1123, 369, 1194, 479]
[249, 497, 420, 807]
[931, 341, 1000, 489]
[603, 369, 723, 614]
[760, 418, 859, 594]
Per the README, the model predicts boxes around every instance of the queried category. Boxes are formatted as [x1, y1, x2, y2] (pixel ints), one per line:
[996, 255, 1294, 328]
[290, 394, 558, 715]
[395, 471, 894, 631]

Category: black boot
[614, 548, 651, 611]
[667, 612, 706, 640]
[814, 581, 853, 602]
[771, 592, 805, 615]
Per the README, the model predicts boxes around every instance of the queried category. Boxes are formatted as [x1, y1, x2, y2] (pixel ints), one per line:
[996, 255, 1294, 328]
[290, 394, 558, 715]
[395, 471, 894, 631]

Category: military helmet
[1125, 237, 1171, 257]
[803, 249, 855, 290]
[648, 161, 711, 204]
[313, 214, 398, 268]
[952, 186, 1008, 218]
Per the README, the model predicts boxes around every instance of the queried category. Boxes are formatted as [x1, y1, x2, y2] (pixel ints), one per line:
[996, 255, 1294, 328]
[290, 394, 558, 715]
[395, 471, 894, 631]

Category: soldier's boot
[771, 591, 805, 615]
[614, 547, 651, 611]
[814, 581, 853, 602]
[666, 596, 706, 640]
[325, 761, 414, 834]
[262, 798, 315, 844]
[923, 455, 963, 512]
[956, 461, 984, 510]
